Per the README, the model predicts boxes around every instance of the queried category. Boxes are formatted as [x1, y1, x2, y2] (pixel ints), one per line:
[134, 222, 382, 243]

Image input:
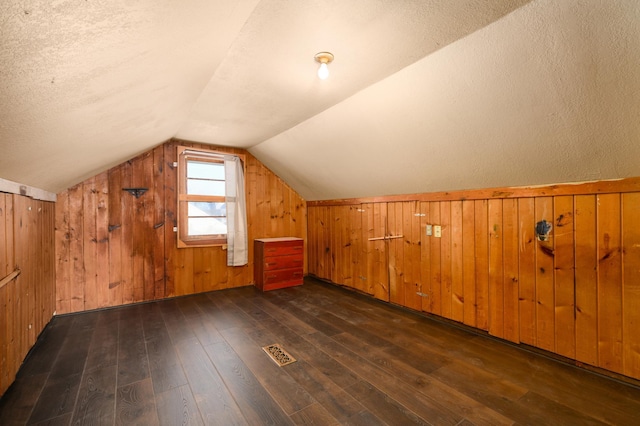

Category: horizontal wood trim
[0, 178, 56, 202]
[176, 239, 227, 249]
[178, 194, 225, 202]
[179, 146, 247, 163]
[0, 269, 20, 290]
[308, 177, 640, 207]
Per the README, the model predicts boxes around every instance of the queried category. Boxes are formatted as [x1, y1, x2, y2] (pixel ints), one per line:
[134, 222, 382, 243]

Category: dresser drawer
[263, 242, 304, 257]
[264, 255, 303, 271]
[263, 268, 303, 285]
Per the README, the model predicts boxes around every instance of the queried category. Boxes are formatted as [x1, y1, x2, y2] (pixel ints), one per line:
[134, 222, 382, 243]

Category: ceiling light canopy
[314, 52, 334, 80]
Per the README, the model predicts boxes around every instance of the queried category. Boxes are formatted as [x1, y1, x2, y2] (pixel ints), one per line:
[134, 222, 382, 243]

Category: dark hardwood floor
[1, 277, 640, 425]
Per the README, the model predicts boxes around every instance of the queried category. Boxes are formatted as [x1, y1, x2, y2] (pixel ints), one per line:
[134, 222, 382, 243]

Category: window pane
[188, 217, 227, 236]
[187, 179, 225, 196]
[187, 160, 224, 180]
[188, 202, 226, 217]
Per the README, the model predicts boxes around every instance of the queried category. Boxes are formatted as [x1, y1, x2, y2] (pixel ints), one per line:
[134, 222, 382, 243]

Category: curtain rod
[181, 149, 228, 158]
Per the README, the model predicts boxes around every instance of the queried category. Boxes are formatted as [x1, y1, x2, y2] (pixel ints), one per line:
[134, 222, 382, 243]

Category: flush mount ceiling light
[314, 52, 334, 80]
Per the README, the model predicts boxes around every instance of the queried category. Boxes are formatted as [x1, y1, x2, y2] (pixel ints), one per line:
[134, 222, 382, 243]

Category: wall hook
[535, 220, 552, 241]
[122, 188, 148, 198]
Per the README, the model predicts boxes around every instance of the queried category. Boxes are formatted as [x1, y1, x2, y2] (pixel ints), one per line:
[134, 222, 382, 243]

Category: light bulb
[317, 62, 329, 80]
[314, 52, 333, 80]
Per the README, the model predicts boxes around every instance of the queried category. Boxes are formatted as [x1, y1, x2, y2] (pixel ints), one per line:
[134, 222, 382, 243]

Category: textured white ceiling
[0, 0, 261, 192]
[176, 0, 533, 148]
[250, 0, 640, 200]
[1, 0, 638, 200]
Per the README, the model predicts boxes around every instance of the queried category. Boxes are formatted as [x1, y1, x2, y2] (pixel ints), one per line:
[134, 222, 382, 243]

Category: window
[176, 146, 245, 248]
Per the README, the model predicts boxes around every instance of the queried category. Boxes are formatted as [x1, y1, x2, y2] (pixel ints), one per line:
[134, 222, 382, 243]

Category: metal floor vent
[262, 344, 296, 367]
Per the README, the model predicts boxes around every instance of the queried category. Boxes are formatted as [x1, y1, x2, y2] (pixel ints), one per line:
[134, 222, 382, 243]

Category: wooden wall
[0, 193, 56, 396]
[55, 140, 306, 314]
[307, 178, 640, 381]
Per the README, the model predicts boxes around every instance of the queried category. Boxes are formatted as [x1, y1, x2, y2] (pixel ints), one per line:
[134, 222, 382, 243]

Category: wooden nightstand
[254, 237, 304, 291]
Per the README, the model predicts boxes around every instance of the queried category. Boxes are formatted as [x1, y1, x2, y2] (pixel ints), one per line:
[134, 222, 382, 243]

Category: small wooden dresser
[254, 237, 304, 291]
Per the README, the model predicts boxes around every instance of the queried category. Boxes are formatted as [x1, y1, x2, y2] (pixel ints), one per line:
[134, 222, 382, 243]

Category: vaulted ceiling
[1, 1, 638, 200]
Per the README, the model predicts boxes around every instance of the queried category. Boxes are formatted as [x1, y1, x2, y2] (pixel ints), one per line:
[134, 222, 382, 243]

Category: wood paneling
[331, 206, 352, 287]
[440, 201, 453, 319]
[307, 180, 640, 381]
[597, 193, 623, 374]
[419, 202, 431, 313]
[488, 199, 504, 339]
[554, 195, 575, 359]
[622, 193, 640, 377]
[518, 198, 536, 346]
[388, 201, 421, 310]
[450, 201, 464, 323]
[367, 203, 388, 302]
[408, 202, 422, 311]
[429, 202, 442, 315]
[574, 195, 598, 366]
[309, 177, 640, 206]
[461, 200, 476, 328]
[474, 200, 489, 331]
[534, 197, 555, 352]
[0, 193, 55, 397]
[350, 205, 365, 295]
[387, 203, 401, 306]
[55, 140, 306, 314]
[502, 198, 519, 344]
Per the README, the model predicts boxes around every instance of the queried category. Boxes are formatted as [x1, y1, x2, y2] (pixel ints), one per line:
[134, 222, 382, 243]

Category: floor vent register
[262, 343, 297, 367]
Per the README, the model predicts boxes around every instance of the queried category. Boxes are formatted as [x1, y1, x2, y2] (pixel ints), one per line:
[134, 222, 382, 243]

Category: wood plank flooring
[1, 277, 640, 425]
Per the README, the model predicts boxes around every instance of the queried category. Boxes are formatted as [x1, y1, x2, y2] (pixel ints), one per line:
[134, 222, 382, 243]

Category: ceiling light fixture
[314, 52, 334, 80]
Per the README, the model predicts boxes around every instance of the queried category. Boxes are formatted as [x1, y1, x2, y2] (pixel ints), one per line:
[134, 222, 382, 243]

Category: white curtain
[224, 155, 248, 266]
